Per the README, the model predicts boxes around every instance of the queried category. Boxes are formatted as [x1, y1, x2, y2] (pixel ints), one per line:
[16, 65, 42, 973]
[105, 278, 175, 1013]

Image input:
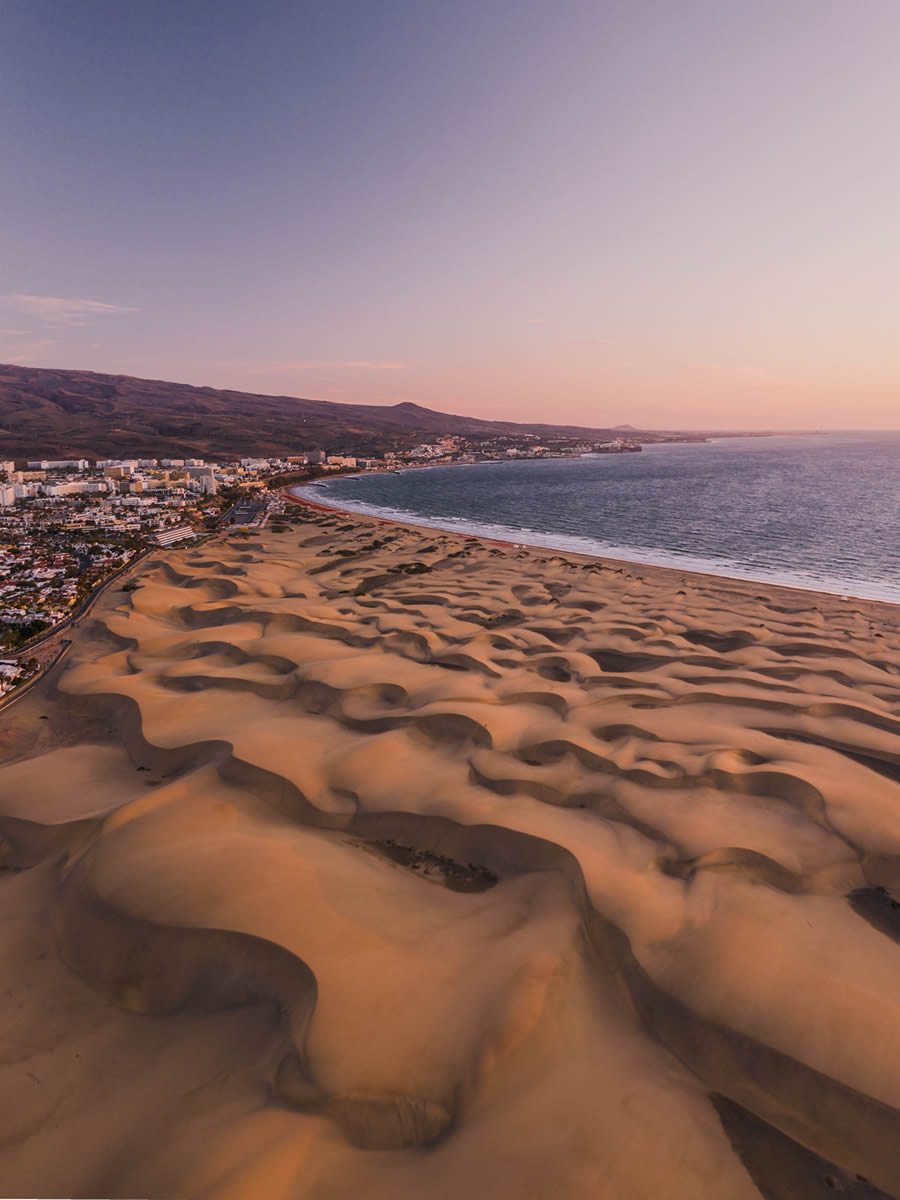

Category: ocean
[293, 432, 900, 604]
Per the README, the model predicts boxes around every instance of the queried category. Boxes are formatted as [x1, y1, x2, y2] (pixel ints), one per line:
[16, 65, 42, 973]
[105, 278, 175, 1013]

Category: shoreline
[282, 487, 900, 620]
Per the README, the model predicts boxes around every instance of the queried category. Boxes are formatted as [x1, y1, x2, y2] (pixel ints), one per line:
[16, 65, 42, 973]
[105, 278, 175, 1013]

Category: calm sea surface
[294, 433, 900, 603]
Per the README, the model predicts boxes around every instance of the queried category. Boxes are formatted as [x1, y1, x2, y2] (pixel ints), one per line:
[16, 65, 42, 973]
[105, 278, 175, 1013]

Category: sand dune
[1, 503, 899, 1198]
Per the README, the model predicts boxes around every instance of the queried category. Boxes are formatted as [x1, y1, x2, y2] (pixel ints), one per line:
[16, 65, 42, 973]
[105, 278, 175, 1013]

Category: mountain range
[0, 363, 706, 460]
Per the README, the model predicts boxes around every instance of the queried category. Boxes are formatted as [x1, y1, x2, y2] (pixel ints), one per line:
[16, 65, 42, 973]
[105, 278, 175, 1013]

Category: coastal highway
[10, 544, 157, 659]
[0, 639, 72, 715]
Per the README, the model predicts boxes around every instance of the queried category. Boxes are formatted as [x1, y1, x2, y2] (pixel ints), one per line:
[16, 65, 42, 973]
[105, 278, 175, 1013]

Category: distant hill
[0, 363, 712, 460]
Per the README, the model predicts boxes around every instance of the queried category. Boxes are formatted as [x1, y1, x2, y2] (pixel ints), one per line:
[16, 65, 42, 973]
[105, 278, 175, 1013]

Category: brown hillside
[0, 364, 651, 460]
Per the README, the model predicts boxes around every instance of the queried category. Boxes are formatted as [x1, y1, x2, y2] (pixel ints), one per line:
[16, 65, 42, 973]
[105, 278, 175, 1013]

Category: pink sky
[3, 1, 900, 430]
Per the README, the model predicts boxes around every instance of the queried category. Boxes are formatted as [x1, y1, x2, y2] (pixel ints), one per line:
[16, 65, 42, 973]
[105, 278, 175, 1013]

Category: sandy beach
[2, 500, 900, 1199]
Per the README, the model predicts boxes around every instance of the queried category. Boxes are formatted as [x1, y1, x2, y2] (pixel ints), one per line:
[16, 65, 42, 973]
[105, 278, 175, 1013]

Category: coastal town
[0, 431, 643, 697]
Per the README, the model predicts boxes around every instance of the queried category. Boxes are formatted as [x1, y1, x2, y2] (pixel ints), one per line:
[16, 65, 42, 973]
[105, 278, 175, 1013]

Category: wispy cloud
[268, 359, 407, 371]
[287, 360, 407, 371]
[0, 336, 58, 364]
[1, 294, 137, 324]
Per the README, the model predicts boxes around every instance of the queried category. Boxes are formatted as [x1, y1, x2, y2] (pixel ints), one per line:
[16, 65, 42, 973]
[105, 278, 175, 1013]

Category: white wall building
[154, 524, 196, 547]
[42, 480, 112, 497]
[27, 459, 89, 470]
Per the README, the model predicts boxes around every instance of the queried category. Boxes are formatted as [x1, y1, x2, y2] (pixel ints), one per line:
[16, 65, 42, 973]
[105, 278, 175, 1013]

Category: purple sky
[3, 0, 900, 429]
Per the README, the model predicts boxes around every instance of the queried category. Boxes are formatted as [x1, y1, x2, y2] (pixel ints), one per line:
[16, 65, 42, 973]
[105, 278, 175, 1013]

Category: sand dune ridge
[2, 506, 900, 1197]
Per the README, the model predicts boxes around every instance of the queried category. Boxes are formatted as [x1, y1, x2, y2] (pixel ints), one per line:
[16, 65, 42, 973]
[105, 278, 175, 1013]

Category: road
[0, 639, 72, 714]
[2, 530, 229, 705]
[0, 544, 158, 712]
[9, 544, 157, 660]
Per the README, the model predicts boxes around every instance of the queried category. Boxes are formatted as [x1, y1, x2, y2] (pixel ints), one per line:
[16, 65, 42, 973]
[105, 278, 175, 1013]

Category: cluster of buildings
[1, 456, 221, 508]
[0, 656, 28, 697]
[0, 457, 230, 653]
[0, 428, 644, 674]
[270, 434, 642, 473]
[0, 452, 307, 659]
[0, 525, 139, 651]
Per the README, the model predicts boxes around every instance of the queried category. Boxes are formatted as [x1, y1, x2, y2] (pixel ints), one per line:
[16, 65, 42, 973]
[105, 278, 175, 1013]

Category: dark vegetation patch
[460, 608, 522, 629]
[371, 840, 498, 892]
[389, 561, 432, 575]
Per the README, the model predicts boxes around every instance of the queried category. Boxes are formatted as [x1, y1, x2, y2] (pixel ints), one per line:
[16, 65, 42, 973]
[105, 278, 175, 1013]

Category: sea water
[294, 433, 900, 604]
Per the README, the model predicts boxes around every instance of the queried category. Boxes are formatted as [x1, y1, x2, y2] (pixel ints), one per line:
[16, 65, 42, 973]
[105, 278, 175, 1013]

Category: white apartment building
[27, 459, 90, 470]
[2, 484, 42, 504]
[42, 481, 112, 497]
[187, 475, 218, 495]
[154, 524, 196, 547]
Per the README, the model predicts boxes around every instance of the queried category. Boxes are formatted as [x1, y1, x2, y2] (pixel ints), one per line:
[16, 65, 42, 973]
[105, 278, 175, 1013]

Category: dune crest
[1, 506, 899, 1198]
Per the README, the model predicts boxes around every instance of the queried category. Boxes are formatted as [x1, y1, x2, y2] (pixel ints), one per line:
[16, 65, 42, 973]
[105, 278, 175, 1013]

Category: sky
[2, 0, 900, 431]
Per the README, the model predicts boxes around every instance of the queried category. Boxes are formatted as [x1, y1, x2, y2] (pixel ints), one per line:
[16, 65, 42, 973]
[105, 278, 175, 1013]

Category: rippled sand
[2, 503, 900, 1199]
